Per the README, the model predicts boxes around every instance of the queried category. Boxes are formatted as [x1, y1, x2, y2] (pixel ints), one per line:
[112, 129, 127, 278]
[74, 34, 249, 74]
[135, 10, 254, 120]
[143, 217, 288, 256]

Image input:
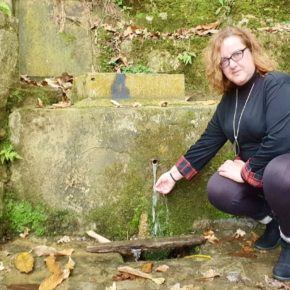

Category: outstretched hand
[217, 159, 245, 183]
[154, 171, 176, 194]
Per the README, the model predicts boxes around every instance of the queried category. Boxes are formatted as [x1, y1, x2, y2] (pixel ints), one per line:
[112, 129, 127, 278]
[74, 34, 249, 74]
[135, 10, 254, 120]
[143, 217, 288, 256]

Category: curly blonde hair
[204, 26, 276, 94]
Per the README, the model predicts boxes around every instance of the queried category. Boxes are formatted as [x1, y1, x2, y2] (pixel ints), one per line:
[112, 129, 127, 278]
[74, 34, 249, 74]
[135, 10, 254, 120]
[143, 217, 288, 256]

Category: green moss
[3, 197, 80, 237]
[0, 2, 12, 16]
[5, 199, 48, 236]
[88, 108, 234, 239]
[45, 209, 80, 236]
[58, 32, 76, 44]
[7, 86, 60, 110]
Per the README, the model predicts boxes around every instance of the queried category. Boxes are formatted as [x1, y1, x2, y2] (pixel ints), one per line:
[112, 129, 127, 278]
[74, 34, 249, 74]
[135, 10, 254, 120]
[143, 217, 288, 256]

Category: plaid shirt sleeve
[241, 159, 263, 188]
[175, 155, 198, 180]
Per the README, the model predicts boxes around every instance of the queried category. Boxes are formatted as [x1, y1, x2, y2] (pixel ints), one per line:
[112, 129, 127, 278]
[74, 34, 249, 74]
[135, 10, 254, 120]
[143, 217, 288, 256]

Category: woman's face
[220, 36, 256, 86]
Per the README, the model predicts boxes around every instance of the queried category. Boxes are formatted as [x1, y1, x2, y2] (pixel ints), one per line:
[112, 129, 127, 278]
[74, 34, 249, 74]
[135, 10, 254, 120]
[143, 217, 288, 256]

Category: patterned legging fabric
[207, 153, 290, 236]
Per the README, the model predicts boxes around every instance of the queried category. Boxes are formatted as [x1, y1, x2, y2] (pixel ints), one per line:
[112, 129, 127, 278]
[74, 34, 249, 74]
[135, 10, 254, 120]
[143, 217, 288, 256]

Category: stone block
[8, 103, 219, 235]
[15, 0, 94, 76]
[72, 73, 185, 102]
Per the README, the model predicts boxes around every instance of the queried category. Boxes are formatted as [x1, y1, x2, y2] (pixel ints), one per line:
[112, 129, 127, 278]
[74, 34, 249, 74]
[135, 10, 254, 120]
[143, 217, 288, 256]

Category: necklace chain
[233, 83, 255, 156]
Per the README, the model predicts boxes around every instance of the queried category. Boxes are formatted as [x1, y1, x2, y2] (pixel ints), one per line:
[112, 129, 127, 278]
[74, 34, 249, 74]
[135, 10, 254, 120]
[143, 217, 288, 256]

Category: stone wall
[8, 101, 227, 237]
[0, 10, 18, 237]
[15, 0, 94, 77]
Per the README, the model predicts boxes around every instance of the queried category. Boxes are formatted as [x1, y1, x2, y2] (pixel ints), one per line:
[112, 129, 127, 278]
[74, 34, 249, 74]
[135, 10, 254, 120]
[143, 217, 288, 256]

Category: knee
[207, 172, 230, 206]
[264, 154, 290, 196]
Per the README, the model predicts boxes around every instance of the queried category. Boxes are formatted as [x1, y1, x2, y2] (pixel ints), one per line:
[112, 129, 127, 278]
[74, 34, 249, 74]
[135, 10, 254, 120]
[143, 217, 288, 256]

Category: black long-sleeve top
[176, 71, 290, 187]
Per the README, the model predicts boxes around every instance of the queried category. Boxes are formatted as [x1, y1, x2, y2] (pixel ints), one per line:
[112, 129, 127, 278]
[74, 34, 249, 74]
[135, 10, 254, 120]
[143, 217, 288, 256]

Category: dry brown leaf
[142, 263, 153, 273]
[39, 255, 74, 290]
[156, 264, 169, 272]
[112, 272, 137, 281]
[51, 101, 71, 108]
[19, 227, 30, 238]
[57, 236, 71, 244]
[39, 272, 64, 290]
[45, 255, 62, 275]
[203, 230, 219, 244]
[57, 248, 74, 256]
[32, 246, 57, 256]
[232, 228, 246, 239]
[36, 98, 44, 108]
[14, 252, 34, 273]
[65, 256, 75, 271]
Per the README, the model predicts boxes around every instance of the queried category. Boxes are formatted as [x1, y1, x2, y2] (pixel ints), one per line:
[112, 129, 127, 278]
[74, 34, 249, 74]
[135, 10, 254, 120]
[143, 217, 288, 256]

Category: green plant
[5, 199, 48, 236]
[121, 65, 154, 73]
[115, 0, 124, 8]
[215, 0, 235, 17]
[0, 2, 12, 16]
[7, 89, 26, 109]
[0, 144, 22, 164]
[177, 51, 196, 65]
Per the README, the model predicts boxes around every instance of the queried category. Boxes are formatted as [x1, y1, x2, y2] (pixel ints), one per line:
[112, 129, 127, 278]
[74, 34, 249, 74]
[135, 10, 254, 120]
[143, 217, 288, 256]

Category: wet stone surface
[1, 218, 290, 290]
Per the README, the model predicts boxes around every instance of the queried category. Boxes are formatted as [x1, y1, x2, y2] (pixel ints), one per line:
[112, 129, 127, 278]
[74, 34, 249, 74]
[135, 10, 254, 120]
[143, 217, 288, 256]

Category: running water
[151, 159, 169, 237]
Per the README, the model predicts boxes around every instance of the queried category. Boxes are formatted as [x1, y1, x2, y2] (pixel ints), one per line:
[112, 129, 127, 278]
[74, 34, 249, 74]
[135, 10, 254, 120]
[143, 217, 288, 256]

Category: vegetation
[0, 2, 12, 16]
[0, 143, 22, 164]
[5, 199, 48, 236]
[3, 198, 79, 237]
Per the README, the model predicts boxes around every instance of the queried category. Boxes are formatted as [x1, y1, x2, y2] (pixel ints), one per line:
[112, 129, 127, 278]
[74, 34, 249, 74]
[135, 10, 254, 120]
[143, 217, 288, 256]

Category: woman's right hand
[154, 171, 177, 194]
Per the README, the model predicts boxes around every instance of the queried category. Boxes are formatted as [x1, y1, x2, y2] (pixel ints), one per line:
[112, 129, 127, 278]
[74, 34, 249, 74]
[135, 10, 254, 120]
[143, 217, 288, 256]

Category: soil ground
[1, 218, 290, 290]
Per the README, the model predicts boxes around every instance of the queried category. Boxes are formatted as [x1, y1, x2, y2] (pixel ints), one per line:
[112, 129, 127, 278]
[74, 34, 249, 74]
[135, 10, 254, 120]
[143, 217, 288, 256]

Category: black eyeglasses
[220, 47, 248, 68]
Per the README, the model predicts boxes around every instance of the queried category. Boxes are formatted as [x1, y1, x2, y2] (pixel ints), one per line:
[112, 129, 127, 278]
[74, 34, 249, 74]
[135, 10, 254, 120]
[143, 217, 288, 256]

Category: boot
[273, 239, 290, 281]
[254, 218, 281, 250]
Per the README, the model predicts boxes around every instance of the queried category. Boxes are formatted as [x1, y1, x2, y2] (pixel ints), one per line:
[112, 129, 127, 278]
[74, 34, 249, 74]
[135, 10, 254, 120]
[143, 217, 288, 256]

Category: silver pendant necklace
[233, 83, 255, 156]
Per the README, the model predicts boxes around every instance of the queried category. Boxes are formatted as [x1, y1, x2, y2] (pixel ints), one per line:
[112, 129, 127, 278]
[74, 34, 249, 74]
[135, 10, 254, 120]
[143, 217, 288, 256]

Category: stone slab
[15, 0, 94, 76]
[8, 104, 215, 232]
[72, 73, 185, 102]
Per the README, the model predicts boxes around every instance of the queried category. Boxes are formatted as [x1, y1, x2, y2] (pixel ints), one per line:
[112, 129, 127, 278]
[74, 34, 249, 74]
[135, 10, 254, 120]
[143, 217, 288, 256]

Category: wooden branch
[86, 235, 205, 256]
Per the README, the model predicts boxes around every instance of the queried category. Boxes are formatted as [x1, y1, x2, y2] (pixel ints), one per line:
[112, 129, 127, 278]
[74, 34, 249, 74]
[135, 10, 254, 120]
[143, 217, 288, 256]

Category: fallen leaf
[203, 230, 219, 244]
[58, 248, 74, 256]
[51, 101, 71, 108]
[14, 252, 34, 274]
[194, 269, 220, 282]
[36, 98, 44, 108]
[141, 263, 153, 273]
[39, 255, 75, 290]
[19, 227, 30, 238]
[156, 264, 169, 272]
[39, 272, 64, 290]
[57, 236, 71, 244]
[45, 255, 62, 275]
[65, 256, 75, 271]
[232, 228, 246, 239]
[32, 245, 74, 257]
[0, 261, 5, 271]
[112, 272, 137, 281]
[32, 246, 57, 256]
[184, 254, 212, 261]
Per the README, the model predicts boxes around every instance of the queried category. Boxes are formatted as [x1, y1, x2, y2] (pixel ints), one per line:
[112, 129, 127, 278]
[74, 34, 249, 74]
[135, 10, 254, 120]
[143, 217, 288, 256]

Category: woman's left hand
[217, 159, 245, 183]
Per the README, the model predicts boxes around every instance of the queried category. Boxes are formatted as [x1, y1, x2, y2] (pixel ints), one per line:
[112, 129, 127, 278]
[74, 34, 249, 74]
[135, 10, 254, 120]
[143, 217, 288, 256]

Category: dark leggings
[207, 153, 290, 236]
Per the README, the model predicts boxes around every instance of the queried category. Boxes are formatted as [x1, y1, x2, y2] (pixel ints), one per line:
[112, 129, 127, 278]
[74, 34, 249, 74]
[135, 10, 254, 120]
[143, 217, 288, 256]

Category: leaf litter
[12, 244, 75, 290]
